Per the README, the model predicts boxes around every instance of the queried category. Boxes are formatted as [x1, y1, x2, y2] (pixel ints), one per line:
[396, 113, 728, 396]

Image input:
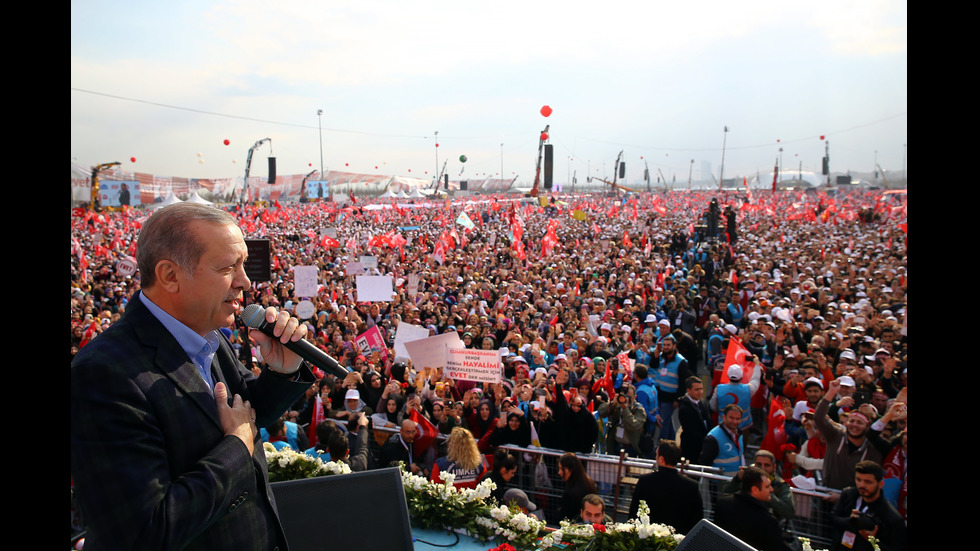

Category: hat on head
[727, 364, 743, 381]
[503, 488, 537, 511]
[803, 377, 823, 390]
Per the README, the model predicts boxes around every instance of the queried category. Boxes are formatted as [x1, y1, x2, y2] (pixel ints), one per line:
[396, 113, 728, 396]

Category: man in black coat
[713, 466, 792, 551]
[380, 419, 428, 477]
[677, 376, 712, 462]
[629, 440, 703, 535]
[829, 461, 906, 551]
[71, 203, 315, 550]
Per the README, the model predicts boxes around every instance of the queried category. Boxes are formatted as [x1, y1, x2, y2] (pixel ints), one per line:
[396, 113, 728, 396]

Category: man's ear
[155, 260, 183, 293]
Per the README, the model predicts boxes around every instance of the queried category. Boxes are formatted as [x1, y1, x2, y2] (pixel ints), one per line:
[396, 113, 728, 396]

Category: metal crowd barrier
[324, 422, 839, 547]
[496, 444, 839, 549]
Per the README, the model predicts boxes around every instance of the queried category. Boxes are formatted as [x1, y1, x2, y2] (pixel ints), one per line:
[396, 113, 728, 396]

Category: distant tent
[153, 192, 182, 209]
[378, 187, 400, 199]
[185, 190, 213, 205]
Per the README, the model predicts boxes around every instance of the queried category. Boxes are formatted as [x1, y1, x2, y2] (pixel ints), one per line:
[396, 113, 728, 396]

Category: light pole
[567, 156, 574, 192]
[778, 147, 784, 185]
[435, 131, 439, 185]
[688, 159, 694, 190]
[500, 143, 504, 183]
[317, 109, 324, 177]
[719, 125, 729, 191]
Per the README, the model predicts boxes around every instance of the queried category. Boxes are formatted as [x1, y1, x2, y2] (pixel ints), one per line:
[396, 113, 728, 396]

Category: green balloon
[459, 155, 467, 163]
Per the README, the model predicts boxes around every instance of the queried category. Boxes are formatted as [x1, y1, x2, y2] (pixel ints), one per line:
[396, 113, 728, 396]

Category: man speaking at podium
[71, 203, 315, 550]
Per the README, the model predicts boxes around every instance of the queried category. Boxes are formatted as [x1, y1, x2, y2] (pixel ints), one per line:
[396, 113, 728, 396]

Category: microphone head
[240, 304, 267, 329]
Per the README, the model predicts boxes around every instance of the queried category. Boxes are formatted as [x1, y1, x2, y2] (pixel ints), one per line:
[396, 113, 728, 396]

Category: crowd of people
[71, 187, 907, 550]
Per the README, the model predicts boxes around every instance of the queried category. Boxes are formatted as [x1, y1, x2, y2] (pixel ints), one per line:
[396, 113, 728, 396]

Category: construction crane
[589, 151, 633, 194]
[299, 170, 318, 203]
[875, 163, 890, 189]
[89, 162, 121, 210]
[529, 124, 550, 197]
[240, 138, 272, 205]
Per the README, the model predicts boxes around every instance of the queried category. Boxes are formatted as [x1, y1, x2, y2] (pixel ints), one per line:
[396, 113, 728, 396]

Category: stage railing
[346, 423, 839, 547]
[495, 444, 838, 549]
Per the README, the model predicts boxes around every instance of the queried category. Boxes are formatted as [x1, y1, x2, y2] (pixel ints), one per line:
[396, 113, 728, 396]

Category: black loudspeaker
[444, 174, 449, 189]
[619, 162, 626, 179]
[460, 180, 468, 191]
[822, 156, 829, 175]
[544, 144, 554, 189]
[268, 157, 277, 183]
[707, 199, 720, 239]
[271, 467, 413, 551]
[675, 519, 757, 551]
[243, 239, 272, 282]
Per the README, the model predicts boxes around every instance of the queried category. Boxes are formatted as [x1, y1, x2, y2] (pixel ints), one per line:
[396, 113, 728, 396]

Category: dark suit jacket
[677, 395, 712, 462]
[380, 433, 413, 469]
[71, 294, 314, 550]
[714, 492, 792, 551]
[629, 468, 703, 535]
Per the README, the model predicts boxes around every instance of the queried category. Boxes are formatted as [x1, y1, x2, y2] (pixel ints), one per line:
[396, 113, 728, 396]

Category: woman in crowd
[557, 453, 597, 522]
[430, 427, 489, 489]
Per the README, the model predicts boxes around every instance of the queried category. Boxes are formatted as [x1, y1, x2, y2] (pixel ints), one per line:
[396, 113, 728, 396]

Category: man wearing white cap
[711, 363, 761, 432]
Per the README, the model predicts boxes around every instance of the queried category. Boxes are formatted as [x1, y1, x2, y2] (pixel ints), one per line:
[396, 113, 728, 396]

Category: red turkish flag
[408, 408, 439, 457]
[722, 336, 754, 384]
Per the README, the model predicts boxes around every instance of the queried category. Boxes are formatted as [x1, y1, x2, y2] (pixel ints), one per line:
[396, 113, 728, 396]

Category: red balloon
[540, 105, 552, 117]
[435, 143, 439, 148]
[345, 163, 349, 167]
[130, 157, 136, 163]
[375, 166, 378, 169]
[309, 163, 312, 166]
[223, 139, 230, 145]
[408, 169, 411, 172]
[540, 132, 549, 141]
[820, 135, 825, 140]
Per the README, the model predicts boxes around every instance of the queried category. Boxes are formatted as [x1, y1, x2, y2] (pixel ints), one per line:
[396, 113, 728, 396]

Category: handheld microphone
[240, 304, 352, 378]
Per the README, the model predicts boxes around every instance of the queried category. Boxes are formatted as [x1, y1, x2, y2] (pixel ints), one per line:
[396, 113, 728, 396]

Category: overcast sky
[71, 0, 907, 186]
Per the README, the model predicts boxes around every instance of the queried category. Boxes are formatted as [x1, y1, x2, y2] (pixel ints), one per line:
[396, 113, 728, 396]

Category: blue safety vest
[707, 425, 745, 477]
[715, 383, 752, 430]
[654, 353, 685, 394]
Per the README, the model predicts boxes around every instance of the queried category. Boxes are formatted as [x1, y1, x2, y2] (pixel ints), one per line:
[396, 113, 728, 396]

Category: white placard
[407, 273, 420, 297]
[446, 347, 502, 383]
[345, 261, 364, 275]
[393, 322, 431, 362]
[355, 275, 394, 302]
[293, 266, 318, 298]
[359, 255, 378, 269]
[295, 300, 315, 320]
[403, 332, 464, 370]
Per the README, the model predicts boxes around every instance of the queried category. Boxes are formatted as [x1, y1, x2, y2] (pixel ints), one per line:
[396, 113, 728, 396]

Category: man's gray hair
[137, 202, 236, 288]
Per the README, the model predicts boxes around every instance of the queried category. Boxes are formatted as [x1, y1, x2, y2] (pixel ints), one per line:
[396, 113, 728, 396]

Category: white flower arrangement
[548, 501, 682, 551]
[264, 444, 351, 482]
